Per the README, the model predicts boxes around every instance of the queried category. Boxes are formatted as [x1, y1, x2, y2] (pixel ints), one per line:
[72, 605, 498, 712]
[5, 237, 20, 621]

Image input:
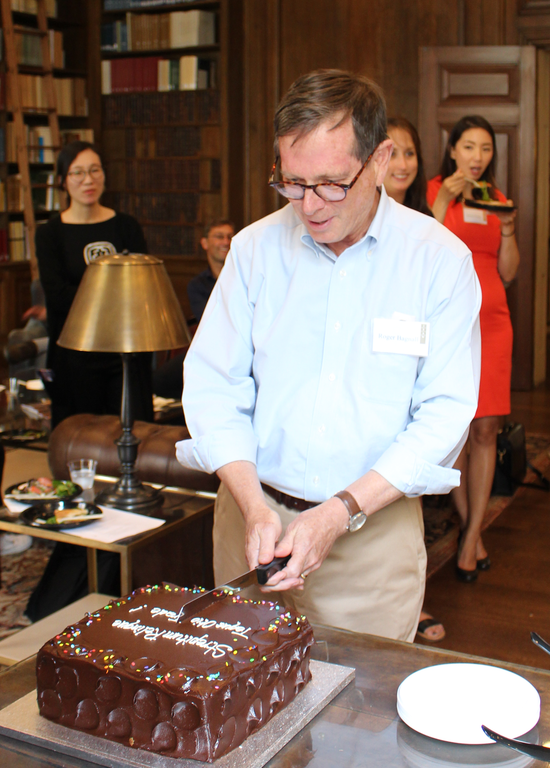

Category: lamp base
[95, 481, 163, 512]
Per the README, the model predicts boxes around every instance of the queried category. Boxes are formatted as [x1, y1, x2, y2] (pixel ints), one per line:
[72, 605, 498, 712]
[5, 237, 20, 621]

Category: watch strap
[333, 490, 362, 531]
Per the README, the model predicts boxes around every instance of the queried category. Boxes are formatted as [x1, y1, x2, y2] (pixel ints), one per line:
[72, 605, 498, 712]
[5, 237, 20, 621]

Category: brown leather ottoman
[48, 413, 220, 493]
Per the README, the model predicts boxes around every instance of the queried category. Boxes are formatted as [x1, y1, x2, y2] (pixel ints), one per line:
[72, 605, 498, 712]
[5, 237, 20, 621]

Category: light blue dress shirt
[177, 188, 481, 500]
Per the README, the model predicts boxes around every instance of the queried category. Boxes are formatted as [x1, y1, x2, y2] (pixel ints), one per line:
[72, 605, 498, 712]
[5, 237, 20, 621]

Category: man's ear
[372, 138, 393, 186]
[200, 237, 208, 252]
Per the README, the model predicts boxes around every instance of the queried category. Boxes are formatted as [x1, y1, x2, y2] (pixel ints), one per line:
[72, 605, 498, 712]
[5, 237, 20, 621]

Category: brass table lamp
[57, 253, 190, 511]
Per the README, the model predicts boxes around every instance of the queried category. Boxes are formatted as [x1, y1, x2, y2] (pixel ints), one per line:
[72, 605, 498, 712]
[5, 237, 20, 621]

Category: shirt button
[312, 476, 319, 485]
[329, 373, 336, 382]
[318, 424, 326, 433]
[339, 269, 346, 278]
[334, 321, 341, 331]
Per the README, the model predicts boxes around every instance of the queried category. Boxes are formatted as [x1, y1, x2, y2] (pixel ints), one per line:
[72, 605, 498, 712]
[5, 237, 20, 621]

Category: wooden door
[419, 46, 537, 391]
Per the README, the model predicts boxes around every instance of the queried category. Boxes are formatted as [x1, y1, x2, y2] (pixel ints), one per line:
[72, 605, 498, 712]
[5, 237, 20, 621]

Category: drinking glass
[67, 459, 97, 502]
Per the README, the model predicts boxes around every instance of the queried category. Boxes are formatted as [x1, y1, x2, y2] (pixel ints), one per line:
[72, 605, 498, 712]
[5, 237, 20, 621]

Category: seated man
[153, 220, 234, 401]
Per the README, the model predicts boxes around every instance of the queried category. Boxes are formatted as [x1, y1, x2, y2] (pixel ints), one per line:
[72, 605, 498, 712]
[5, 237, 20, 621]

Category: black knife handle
[256, 555, 291, 585]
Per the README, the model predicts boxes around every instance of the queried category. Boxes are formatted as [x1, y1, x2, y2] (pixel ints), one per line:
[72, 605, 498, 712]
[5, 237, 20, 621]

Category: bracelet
[501, 229, 515, 237]
[333, 490, 362, 531]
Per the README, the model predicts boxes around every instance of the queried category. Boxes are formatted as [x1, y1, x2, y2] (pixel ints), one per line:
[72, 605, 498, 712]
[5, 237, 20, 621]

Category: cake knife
[177, 555, 291, 622]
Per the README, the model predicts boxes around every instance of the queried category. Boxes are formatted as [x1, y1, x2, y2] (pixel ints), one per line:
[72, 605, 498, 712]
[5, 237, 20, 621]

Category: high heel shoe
[456, 530, 478, 583]
[456, 564, 478, 583]
[477, 556, 491, 571]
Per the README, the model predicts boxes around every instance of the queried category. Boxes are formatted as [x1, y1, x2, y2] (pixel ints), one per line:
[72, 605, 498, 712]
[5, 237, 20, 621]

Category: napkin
[3, 499, 165, 544]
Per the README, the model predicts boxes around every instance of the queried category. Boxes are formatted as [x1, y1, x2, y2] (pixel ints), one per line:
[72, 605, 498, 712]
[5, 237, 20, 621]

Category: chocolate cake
[36, 584, 314, 761]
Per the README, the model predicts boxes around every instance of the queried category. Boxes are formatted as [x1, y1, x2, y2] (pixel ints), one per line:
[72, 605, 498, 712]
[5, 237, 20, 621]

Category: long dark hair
[439, 115, 497, 189]
[56, 140, 103, 189]
[387, 117, 431, 216]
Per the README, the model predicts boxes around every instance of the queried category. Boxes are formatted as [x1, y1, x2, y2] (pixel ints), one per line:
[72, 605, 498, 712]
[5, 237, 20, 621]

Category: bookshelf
[99, 0, 229, 319]
[0, 0, 95, 339]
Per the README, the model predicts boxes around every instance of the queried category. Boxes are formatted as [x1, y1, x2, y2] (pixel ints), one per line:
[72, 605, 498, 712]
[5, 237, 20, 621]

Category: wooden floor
[419, 381, 550, 669]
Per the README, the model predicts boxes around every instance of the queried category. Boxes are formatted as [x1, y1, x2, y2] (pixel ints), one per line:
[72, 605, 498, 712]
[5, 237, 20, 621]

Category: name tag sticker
[372, 318, 430, 357]
[463, 205, 487, 225]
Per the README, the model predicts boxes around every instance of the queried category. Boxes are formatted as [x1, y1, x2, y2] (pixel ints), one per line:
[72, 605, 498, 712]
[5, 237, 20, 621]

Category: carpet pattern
[0, 540, 53, 639]
[0, 435, 549, 641]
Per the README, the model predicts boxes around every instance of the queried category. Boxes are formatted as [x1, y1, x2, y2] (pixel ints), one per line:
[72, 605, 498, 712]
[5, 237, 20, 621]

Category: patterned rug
[0, 539, 53, 639]
[0, 434, 549, 643]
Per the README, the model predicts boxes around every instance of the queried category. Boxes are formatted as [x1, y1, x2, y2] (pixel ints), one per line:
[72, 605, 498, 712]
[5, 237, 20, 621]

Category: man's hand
[260, 496, 349, 592]
[22, 305, 47, 323]
[244, 504, 283, 572]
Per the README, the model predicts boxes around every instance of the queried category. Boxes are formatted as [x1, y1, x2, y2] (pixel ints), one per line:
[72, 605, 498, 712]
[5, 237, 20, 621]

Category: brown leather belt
[261, 483, 319, 512]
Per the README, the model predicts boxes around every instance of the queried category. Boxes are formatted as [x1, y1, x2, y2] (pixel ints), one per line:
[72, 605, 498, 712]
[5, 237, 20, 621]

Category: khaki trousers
[213, 483, 426, 642]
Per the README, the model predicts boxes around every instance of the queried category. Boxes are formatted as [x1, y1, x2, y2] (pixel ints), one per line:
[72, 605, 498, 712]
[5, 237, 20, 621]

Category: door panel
[419, 46, 537, 390]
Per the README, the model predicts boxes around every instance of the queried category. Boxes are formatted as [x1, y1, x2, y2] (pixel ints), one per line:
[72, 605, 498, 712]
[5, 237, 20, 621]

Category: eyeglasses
[268, 152, 373, 202]
[66, 166, 104, 184]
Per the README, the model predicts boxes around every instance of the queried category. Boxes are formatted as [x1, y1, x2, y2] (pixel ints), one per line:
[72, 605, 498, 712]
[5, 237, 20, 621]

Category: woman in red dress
[427, 115, 519, 583]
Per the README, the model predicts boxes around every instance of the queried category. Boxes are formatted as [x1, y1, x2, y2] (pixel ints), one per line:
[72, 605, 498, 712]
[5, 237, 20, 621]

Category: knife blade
[482, 725, 550, 762]
[531, 631, 550, 657]
[177, 555, 291, 623]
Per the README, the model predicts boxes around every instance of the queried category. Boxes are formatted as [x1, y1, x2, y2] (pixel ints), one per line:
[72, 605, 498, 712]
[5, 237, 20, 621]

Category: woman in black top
[37, 140, 153, 428]
[27, 142, 153, 622]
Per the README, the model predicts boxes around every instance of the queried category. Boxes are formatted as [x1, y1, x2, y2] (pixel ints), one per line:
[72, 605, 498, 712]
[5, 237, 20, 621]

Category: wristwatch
[333, 490, 367, 532]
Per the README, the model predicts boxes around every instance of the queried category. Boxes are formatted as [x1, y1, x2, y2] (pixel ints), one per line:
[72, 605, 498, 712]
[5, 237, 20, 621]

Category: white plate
[397, 663, 540, 745]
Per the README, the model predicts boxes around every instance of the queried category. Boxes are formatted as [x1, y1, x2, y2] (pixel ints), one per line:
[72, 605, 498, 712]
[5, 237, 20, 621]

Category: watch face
[349, 513, 367, 533]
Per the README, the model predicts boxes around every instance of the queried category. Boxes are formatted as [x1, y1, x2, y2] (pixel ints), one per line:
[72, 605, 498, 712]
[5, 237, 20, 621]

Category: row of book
[101, 9, 215, 50]
[3, 125, 94, 164]
[15, 28, 64, 69]
[103, 89, 220, 126]
[105, 157, 220, 192]
[0, 222, 30, 263]
[105, 190, 199, 224]
[101, 55, 215, 93]
[11, 0, 56, 16]
[102, 125, 219, 160]
[104, 0, 196, 9]
[6, 75, 88, 116]
[4, 171, 62, 213]
[143, 222, 198, 256]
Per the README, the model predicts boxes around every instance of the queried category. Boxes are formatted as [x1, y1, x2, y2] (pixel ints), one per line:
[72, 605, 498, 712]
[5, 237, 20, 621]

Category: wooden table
[0, 480, 216, 595]
[1, 626, 550, 766]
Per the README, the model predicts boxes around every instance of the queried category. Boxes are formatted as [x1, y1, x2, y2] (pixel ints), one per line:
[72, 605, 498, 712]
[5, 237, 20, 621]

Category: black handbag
[491, 422, 550, 496]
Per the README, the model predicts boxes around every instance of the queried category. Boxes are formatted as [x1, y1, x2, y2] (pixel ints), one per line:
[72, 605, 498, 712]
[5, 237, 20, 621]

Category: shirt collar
[299, 186, 390, 259]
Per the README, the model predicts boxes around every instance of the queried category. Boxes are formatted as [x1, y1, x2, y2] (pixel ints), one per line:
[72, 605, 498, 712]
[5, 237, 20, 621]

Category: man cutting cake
[176, 69, 481, 642]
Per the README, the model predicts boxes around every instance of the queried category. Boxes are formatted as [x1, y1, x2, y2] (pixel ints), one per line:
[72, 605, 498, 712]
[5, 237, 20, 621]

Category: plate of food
[464, 198, 517, 212]
[0, 429, 48, 443]
[4, 477, 83, 503]
[20, 500, 102, 530]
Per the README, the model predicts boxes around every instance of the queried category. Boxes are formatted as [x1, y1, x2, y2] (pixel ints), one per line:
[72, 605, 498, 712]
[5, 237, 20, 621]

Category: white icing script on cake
[111, 619, 234, 659]
[110, 604, 253, 659]
[149, 606, 252, 640]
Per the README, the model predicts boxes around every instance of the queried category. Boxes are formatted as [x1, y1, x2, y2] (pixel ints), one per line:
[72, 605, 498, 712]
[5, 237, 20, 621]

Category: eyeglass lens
[272, 183, 347, 202]
[68, 166, 104, 182]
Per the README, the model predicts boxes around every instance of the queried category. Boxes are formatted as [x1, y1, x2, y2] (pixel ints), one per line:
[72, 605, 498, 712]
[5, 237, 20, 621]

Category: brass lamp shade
[57, 254, 190, 512]
[58, 254, 189, 353]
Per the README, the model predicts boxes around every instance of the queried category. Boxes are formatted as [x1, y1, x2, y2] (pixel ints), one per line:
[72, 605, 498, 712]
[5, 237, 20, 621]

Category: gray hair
[274, 69, 387, 162]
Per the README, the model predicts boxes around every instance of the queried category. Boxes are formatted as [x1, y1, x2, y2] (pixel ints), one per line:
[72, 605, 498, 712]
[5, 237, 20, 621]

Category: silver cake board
[0, 660, 354, 768]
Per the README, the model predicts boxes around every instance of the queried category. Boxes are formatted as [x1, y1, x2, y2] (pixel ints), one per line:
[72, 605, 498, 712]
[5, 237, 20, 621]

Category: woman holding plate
[427, 115, 519, 583]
